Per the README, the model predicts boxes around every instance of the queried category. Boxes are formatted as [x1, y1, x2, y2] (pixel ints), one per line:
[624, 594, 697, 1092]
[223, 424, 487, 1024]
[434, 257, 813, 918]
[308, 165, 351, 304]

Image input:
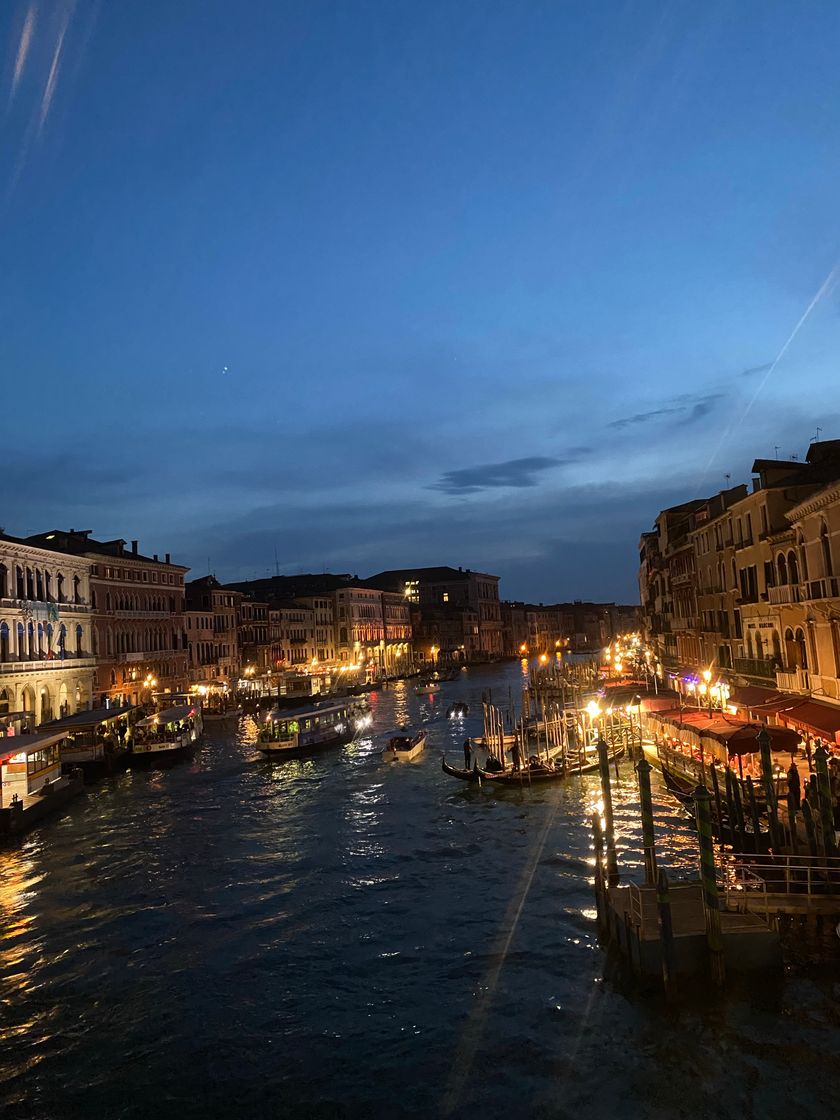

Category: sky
[4, 0, 840, 604]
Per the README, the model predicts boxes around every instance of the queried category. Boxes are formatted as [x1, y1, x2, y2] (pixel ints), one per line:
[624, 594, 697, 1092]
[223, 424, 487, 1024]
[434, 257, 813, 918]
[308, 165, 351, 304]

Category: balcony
[0, 596, 90, 614]
[767, 585, 802, 605]
[124, 649, 183, 662]
[670, 616, 700, 631]
[803, 577, 840, 601]
[776, 667, 810, 693]
[0, 656, 97, 674]
[733, 657, 777, 683]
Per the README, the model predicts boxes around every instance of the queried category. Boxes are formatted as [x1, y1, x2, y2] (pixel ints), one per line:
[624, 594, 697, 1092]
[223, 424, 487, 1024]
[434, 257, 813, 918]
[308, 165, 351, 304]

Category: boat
[39, 704, 136, 780]
[257, 699, 360, 758]
[130, 705, 203, 766]
[383, 732, 427, 762]
[442, 745, 625, 785]
[415, 681, 441, 696]
[447, 702, 469, 719]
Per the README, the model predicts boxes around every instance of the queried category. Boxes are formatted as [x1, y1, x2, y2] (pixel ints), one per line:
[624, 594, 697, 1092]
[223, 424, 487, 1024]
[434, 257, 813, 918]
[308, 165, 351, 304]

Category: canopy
[647, 708, 800, 755]
[39, 705, 135, 732]
[138, 705, 196, 727]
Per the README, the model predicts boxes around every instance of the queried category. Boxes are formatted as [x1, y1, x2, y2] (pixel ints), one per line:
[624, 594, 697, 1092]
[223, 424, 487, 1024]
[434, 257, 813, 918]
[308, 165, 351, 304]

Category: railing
[733, 657, 777, 682]
[670, 616, 700, 631]
[776, 667, 809, 692]
[767, 585, 801, 604]
[803, 577, 840, 601]
[124, 650, 183, 662]
[113, 610, 174, 619]
[723, 855, 840, 916]
[0, 656, 97, 672]
[0, 596, 89, 614]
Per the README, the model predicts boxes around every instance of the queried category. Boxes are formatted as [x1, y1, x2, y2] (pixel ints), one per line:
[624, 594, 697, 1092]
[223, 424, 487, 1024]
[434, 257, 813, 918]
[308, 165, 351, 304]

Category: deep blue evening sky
[4, 1, 840, 602]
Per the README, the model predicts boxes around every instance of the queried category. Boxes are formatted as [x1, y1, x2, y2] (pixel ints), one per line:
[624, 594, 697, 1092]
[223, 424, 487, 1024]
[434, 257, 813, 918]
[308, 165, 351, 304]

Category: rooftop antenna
[724, 472, 731, 487]
[774, 445, 780, 459]
[274, 544, 280, 577]
[811, 426, 823, 444]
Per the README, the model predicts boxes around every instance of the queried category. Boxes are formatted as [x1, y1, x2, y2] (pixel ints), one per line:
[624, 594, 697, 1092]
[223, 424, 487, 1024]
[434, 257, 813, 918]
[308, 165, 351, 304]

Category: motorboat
[383, 732, 427, 762]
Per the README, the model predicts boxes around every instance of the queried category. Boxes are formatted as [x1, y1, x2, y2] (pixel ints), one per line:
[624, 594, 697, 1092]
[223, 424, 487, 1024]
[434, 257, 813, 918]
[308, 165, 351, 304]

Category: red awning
[647, 708, 800, 754]
[775, 699, 840, 744]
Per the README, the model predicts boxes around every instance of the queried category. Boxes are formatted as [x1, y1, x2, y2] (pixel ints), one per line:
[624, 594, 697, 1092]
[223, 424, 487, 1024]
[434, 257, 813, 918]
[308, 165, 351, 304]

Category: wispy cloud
[9, 3, 37, 106]
[608, 392, 722, 431]
[38, 4, 72, 135]
[741, 362, 772, 378]
[430, 456, 561, 495]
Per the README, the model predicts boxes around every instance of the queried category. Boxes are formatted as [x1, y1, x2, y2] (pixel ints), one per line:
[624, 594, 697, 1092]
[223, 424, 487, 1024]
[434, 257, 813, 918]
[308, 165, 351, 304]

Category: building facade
[0, 533, 97, 727]
[185, 576, 242, 684]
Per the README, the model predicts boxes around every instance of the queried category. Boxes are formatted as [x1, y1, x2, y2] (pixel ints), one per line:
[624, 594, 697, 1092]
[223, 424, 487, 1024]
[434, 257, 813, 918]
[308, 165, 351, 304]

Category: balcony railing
[803, 577, 840, 601]
[733, 657, 778, 682]
[776, 667, 810, 693]
[0, 596, 90, 614]
[670, 616, 700, 631]
[767, 585, 801, 605]
[0, 656, 97, 673]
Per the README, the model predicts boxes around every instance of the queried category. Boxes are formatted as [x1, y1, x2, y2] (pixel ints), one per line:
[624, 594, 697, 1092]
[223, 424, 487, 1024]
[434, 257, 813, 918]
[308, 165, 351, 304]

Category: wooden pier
[592, 734, 840, 992]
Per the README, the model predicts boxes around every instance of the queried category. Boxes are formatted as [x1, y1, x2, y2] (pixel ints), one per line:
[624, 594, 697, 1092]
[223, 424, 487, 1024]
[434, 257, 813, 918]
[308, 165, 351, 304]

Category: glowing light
[586, 700, 601, 719]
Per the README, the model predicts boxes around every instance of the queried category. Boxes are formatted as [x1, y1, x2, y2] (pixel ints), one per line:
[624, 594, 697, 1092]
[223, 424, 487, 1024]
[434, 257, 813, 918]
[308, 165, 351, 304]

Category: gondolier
[463, 739, 471, 768]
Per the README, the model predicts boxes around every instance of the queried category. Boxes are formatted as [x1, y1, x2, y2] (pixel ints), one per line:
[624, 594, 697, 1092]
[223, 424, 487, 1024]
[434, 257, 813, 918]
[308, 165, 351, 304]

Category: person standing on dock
[463, 739, 471, 769]
[787, 762, 801, 814]
[511, 736, 522, 772]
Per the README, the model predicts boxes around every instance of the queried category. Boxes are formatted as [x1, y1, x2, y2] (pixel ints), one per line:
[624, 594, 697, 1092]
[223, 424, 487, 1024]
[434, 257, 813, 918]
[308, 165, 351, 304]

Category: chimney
[165, 553, 171, 564]
[153, 554, 158, 561]
[131, 540, 138, 555]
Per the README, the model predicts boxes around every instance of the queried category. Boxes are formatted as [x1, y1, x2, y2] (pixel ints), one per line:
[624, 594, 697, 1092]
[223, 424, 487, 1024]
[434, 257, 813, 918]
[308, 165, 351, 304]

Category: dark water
[2, 662, 840, 1120]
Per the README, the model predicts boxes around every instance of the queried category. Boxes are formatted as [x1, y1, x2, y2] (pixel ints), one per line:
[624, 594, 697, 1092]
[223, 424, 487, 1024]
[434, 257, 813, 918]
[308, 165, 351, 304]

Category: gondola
[442, 745, 625, 786]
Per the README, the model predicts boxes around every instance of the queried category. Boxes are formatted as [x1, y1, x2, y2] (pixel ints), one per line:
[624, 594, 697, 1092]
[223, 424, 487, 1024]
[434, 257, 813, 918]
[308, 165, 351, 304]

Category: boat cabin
[260, 700, 354, 747]
[135, 705, 201, 749]
[0, 732, 64, 806]
[39, 705, 136, 768]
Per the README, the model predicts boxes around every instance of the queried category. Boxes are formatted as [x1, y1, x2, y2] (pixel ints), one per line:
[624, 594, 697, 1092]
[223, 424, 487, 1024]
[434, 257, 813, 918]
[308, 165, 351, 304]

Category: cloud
[608, 406, 685, 430]
[608, 392, 723, 431]
[429, 456, 562, 495]
[740, 362, 773, 378]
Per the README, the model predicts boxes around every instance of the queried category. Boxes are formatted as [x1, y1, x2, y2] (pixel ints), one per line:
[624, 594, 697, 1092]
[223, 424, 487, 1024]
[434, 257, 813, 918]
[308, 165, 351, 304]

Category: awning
[646, 708, 800, 755]
[39, 705, 136, 732]
[774, 699, 840, 744]
[0, 731, 66, 765]
[137, 705, 197, 727]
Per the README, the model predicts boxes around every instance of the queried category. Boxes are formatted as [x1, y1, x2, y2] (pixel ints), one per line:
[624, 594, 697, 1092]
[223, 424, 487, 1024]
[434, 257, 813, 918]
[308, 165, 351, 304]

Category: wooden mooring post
[597, 736, 619, 886]
[758, 728, 784, 852]
[656, 869, 677, 998]
[814, 745, 838, 858]
[637, 757, 657, 886]
[694, 785, 725, 987]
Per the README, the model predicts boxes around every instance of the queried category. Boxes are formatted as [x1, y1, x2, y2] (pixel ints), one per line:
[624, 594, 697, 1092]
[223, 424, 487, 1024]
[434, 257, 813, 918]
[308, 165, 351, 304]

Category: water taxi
[258, 699, 365, 759]
[131, 705, 203, 766]
[383, 732, 427, 762]
[414, 680, 441, 696]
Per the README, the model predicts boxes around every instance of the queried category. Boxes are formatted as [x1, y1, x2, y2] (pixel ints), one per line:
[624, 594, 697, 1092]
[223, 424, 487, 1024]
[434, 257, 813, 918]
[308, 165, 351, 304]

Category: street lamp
[702, 668, 713, 714]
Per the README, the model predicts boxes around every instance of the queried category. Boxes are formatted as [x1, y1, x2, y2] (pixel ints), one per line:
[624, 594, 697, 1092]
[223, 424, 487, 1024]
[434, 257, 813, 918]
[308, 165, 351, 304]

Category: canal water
[1, 662, 839, 1119]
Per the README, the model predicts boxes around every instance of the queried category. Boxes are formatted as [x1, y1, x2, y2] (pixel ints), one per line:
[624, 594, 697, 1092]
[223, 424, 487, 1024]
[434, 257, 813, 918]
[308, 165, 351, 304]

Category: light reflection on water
[0, 663, 838, 1119]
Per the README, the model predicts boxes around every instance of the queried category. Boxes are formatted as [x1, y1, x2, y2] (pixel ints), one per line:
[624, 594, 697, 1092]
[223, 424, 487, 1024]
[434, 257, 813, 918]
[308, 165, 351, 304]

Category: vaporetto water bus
[130, 704, 203, 766]
[258, 699, 372, 759]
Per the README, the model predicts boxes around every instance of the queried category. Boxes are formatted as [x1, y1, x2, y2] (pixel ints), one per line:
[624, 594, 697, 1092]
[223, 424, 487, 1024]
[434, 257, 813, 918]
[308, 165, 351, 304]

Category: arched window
[0, 622, 8, 662]
[788, 550, 799, 585]
[16, 566, 24, 599]
[776, 554, 788, 585]
[57, 572, 65, 602]
[76, 624, 83, 656]
[0, 687, 8, 716]
[821, 522, 833, 578]
[797, 533, 809, 582]
[795, 627, 808, 670]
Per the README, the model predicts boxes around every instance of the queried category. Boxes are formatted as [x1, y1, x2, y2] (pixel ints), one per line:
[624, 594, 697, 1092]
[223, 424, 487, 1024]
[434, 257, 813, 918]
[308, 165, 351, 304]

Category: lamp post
[703, 668, 713, 715]
[586, 699, 601, 747]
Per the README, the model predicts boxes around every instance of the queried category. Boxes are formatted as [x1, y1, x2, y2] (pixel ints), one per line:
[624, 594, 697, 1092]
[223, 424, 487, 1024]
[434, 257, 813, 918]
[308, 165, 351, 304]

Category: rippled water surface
[2, 663, 840, 1119]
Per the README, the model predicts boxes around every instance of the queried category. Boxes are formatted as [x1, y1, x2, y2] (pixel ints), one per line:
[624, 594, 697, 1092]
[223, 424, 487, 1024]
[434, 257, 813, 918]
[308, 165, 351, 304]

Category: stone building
[364, 566, 502, 659]
[185, 576, 242, 684]
[23, 530, 190, 709]
[0, 532, 96, 727]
